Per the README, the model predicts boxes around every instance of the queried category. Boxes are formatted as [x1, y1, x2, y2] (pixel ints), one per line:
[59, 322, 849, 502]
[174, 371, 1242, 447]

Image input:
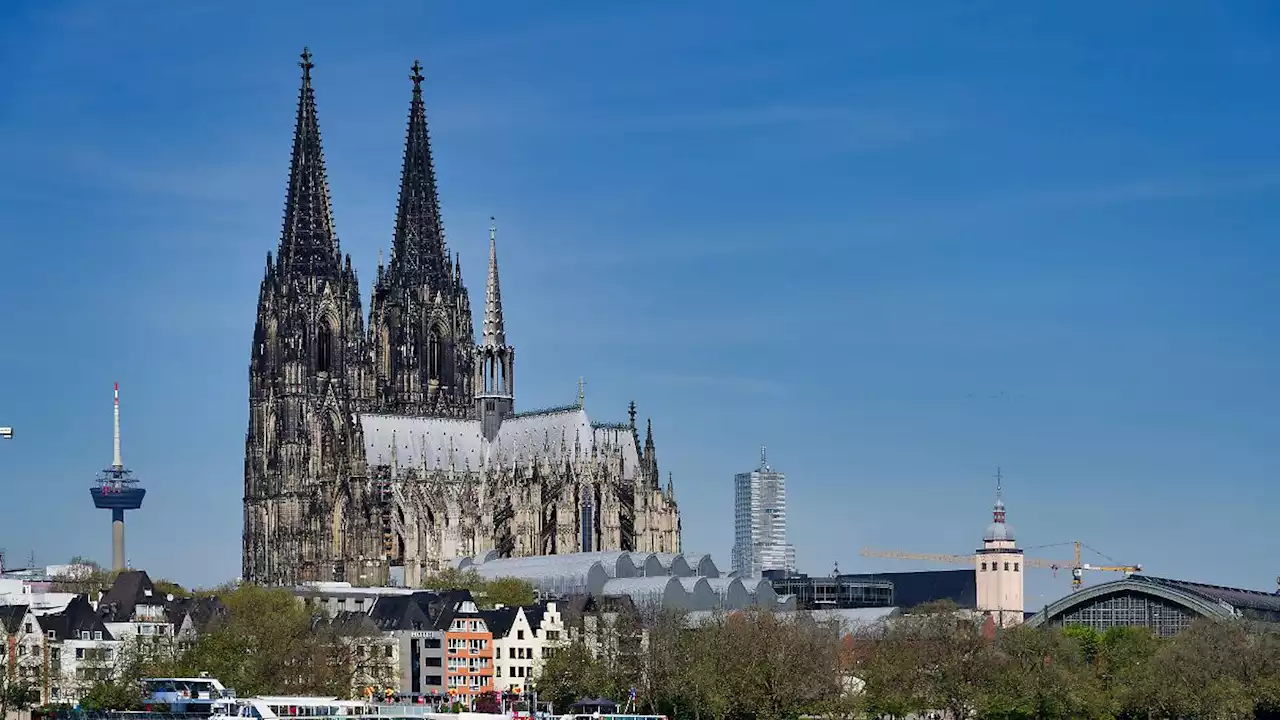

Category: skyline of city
[0, 2, 1278, 598]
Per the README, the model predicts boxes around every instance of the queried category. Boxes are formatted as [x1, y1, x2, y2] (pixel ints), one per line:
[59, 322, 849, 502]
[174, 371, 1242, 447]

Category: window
[424, 657, 441, 667]
[317, 322, 333, 373]
[425, 638, 441, 649]
[1003, 562, 1010, 572]
[494, 648, 501, 659]
[427, 333, 440, 381]
[1014, 562, 1020, 572]
[385, 646, 393, 658]
[546, 630, 560, 641]
[517, 630, 525, 640]
[46, 630, 55, 640]
[980, 562, 987, 571]
[76, 648, 84, 660]
[93, 631, 103, 640]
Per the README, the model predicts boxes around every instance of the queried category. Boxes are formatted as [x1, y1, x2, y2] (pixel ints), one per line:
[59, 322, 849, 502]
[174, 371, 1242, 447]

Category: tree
[48, 559, 117, 596]
[483, 577, 536, 608]
[78, 681, 142, 712]
[151, 579, 189, 599]
[534, 639, 603, 711]
[0, 676, 41, 718]
[176, 583, 383, 698]
[1133, 620, 1255, 720]
[983, 624, 1109, 720]
[420, 567, 485, 593]
[419, 568, 535, 610]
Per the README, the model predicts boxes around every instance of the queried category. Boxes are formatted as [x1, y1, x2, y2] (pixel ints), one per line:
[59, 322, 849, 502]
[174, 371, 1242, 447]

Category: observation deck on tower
[89, 383, 145, 570]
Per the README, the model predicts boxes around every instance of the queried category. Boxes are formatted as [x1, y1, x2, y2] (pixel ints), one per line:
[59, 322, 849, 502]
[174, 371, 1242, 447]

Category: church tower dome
[974, 467, 1025, 628]
[984, 480, 1016, 542]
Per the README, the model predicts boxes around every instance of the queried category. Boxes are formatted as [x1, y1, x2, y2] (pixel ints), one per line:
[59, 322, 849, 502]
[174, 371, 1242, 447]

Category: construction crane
[861, 541, 1142, 591]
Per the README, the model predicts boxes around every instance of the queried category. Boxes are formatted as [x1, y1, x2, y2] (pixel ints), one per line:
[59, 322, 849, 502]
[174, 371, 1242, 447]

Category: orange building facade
[444, 615, 494, 700]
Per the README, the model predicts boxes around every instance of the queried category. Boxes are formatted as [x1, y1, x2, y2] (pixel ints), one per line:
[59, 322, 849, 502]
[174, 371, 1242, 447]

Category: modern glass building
[731, 448, 796, 577]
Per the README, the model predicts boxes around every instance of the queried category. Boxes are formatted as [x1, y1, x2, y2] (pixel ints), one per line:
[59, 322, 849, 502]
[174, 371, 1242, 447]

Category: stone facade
[243, 51, 680, 586]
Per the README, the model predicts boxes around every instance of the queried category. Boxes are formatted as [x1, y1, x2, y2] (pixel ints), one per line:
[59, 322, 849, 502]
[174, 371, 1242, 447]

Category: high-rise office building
[731, 448, 796, 577]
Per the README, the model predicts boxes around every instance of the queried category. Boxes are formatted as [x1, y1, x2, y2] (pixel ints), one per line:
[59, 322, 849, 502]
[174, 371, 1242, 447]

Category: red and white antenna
[112, 382, 123, 470]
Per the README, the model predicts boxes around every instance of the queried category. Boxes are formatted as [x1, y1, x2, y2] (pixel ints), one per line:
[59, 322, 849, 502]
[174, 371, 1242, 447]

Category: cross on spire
[277, 46, 340, 273]
[993, 466, 1007, 524]
[578, 377, 586, 406]
[387, 58, 449, 291]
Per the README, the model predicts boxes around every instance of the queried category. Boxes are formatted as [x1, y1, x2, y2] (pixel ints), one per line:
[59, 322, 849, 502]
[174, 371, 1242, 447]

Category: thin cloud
[653, 373, 787, 397]
[1015, 171, 1280, 210]
[67, 148, 281, 205]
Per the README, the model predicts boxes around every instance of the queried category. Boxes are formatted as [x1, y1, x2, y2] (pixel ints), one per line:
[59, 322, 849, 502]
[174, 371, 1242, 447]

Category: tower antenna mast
[90, 382, 146, 571]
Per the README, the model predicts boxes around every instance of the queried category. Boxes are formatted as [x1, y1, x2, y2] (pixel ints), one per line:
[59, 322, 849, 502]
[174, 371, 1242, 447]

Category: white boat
[222, 696, 511, 720]
[227, 696, 374, 720]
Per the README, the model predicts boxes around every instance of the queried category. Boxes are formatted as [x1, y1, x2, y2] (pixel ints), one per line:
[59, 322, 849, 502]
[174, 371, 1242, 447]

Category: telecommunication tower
[89, 382, 145, 571]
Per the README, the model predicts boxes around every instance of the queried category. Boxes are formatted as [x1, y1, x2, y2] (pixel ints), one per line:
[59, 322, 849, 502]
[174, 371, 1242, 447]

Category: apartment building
[484, 602, 567, 693]
[442, 599, 494, 701]
[0, 570, 223, 706]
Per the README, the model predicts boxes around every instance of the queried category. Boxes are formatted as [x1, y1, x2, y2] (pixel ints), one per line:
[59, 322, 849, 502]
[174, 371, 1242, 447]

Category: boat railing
[373, 707, 438, 717]
[65, 707, 216, 712]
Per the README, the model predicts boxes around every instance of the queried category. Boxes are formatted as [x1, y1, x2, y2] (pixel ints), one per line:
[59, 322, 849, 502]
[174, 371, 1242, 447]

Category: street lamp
[0, 427, 12, 439]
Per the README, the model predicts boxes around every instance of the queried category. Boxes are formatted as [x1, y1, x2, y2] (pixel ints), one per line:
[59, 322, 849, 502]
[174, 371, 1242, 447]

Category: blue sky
[0, 1, 1277, 602]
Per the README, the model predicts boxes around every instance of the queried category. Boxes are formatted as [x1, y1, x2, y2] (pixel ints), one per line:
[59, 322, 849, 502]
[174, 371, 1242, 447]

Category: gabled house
[96, 570, 176, 642]
[326, 608, 398, 697]
[486, 602, 568, 692]
[166, 595, 227, 650]
[432, 591, 494, 701]
[0, 604, 41, 685]
[37, 595, 119, 704]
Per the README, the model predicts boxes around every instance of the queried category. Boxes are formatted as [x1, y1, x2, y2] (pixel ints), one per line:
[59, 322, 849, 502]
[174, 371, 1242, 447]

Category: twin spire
[276, 47, 341, 274]
[388, 59, 451, 291]
[278, 49, 507, 339]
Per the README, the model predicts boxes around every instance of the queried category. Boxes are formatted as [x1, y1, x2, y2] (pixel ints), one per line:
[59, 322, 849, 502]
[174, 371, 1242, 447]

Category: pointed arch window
[427, 332, 440, 381]
[317, 322, 334, 373]
[319, 426, 334, 478]
[580, 486, 595, 553]
[380, 328, 391, 378]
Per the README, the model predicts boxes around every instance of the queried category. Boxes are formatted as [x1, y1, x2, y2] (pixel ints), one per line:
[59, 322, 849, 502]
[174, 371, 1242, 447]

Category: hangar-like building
[1026, 574, 1280, 637]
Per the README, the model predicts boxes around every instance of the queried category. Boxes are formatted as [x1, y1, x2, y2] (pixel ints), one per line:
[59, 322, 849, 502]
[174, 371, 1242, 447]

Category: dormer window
[93, 631, 103, 641]
[46, 630, 55, 640]
[81, 631, 90, 640]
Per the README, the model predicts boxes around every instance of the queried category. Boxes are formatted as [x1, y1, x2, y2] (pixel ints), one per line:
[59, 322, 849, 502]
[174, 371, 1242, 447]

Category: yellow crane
[860, 541, 1142, 591]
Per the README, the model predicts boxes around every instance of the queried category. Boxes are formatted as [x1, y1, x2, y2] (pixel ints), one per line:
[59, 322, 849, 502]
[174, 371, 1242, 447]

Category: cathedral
[243, 50, 681, 586]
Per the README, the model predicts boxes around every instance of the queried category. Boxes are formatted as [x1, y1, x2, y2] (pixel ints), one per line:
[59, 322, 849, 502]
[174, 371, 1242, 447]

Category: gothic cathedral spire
[483, 218, 506, 347]
[368, 61, 475, 419]
[475, 218, 515, 440]
[388, 60, 450, 291]
[277, 47, 341, 275]
[245, 49, 370, 586]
